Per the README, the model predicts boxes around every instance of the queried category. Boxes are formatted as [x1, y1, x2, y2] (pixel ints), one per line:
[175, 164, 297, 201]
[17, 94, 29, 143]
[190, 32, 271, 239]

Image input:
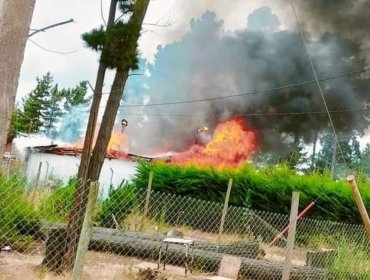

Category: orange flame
[73, 126, 128, 159]
[170, 117, 257, 169]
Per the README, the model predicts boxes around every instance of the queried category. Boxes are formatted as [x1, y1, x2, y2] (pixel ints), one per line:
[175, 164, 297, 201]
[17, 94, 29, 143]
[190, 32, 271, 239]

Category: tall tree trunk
[330, 136, 337, 179]
[55, 0, 150, 271]
[0, 0, 35, 167]
[87, 70, 129, 181]
[311, 132, 318, 170]
[76, 0, 118, 183]
[43, 0, 118, 271]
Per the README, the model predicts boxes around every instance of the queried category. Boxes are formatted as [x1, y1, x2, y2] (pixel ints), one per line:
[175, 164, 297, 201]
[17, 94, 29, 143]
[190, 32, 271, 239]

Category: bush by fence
[0, 172, 39, 251]
[132, 162, 370, 223]
[1, 169, 369, 279]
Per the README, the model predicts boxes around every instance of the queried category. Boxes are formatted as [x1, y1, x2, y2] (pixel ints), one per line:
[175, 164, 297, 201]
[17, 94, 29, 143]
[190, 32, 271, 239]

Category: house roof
[28, 145, 153, 161]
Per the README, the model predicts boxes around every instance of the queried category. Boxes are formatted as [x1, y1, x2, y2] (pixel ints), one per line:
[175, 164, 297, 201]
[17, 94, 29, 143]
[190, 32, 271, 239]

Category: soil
[0, 251, 203, 280]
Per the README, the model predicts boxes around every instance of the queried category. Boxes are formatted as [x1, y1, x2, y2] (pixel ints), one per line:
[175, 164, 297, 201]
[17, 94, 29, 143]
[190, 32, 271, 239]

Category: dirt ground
[0, 242, 307, 280]
[0, 251, 205, 280]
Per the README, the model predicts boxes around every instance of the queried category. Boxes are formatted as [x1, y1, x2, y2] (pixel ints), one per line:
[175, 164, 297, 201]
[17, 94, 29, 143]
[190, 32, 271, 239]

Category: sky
[17, 0, 370, 151]
[18, 0, 290, 98]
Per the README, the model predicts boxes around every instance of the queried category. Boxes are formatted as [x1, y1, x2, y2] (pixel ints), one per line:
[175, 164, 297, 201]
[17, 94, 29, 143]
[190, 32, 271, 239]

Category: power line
[115, 67, 370, 108]
[100, 0, 107, 26]
[290, 0, 348, 170]
[115, 107, 370, 118]
[28, 39, 78, 55]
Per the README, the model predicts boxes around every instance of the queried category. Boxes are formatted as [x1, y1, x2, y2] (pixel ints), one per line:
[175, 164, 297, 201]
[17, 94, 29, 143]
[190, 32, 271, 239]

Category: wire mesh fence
[0, 171, 369, 279]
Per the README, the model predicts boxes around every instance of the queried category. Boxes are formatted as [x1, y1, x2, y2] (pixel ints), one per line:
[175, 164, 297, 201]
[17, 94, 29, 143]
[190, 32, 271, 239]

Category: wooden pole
[140, 171, 153, 231]
[347, 175, 370, 240]
[282, 192, 300, 280]
[72, 181, 99, 280]
[269, 201, 315, 247]
[219, 179, 233, 236]
[30, 161, 42, 204]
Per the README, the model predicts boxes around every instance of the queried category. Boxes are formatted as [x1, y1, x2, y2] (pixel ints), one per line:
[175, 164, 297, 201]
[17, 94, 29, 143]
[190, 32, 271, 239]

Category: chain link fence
[0, 171, 369, 279]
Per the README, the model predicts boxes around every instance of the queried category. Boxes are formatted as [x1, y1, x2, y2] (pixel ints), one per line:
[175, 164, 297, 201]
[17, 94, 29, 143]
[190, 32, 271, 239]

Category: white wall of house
[26, 152, 138, 198]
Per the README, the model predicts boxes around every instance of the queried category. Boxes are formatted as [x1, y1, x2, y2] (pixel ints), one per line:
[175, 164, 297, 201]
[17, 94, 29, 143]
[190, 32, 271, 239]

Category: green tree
[7, 109, 22, 143]
[41, 84, 64, 139]
[254, 136, 308, 171]
[8, 73, 89, 141]
[62, 81, 90, 111]
[314, 132, 361, 176]
[359, 144, 370, 177]
[57, 0, 149, 272]
[20, 72, 53, 134]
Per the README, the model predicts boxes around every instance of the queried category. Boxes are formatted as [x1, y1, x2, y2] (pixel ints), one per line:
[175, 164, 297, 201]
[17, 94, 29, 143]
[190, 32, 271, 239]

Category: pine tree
[359, 144, 370, 177]
[62, 81, 90, 111]
[41, 84, 64, 138]
[314, 132, 362, 176]
[8, 73, 89, 141]
[54, 0, 149, 271]
[20, 72, 53, 134]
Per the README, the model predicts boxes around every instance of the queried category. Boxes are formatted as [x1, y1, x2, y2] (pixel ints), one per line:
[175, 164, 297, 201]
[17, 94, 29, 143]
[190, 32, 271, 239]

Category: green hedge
[132, 162, 370, 224]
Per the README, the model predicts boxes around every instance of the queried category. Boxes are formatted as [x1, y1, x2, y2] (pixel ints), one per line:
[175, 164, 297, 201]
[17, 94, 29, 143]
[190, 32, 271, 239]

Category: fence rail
[0, 173, 369, 279]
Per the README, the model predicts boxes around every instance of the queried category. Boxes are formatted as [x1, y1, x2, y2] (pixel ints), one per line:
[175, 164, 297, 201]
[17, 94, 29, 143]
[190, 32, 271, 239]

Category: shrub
[39, 177, 76, 222]
[132, 162, 370, 223]
[0, 172, 39, 251]
[98, 184, 138, 228]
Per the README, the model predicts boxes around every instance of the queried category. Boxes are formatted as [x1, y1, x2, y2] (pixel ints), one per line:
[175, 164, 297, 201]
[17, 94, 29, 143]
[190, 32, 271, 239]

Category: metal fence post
[72, 181, 99, 280]
[140, 171, 153, 231]
[219, 179, 233, 236]
[282, 191, 300, 280]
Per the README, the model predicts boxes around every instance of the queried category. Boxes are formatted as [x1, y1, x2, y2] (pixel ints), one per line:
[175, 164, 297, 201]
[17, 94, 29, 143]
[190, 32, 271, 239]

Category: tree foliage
[82, 0, 140, 71]
[359, 143, 370, 176]
[8, 73, 89, 141]
[314, 132, 361, 176]
[61, 0, 149, 271]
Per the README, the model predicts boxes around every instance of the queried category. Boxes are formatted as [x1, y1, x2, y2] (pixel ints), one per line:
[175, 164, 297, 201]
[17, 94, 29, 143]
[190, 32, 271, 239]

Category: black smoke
[121, 7, 369, 155]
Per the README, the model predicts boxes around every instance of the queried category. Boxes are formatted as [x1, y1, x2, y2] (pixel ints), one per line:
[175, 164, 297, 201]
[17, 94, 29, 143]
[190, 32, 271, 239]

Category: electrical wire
[290, 0, 348, 168]
[28, 39, 78, 55]
[100, 0, 107, 26]
[78, 107, 369, 118]
[111, 67, 370, 108]
[128, 108, 369, 117]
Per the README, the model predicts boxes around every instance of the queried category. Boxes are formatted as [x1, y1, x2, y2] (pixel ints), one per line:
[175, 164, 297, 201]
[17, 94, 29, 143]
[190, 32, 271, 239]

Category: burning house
[24, 144, 151, 198]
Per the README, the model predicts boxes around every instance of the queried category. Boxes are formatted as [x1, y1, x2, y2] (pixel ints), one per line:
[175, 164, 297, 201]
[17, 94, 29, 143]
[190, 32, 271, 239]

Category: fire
[106, 128, 128, 159]
[73, 126, 128, 159]
[170, 117, 257, 169]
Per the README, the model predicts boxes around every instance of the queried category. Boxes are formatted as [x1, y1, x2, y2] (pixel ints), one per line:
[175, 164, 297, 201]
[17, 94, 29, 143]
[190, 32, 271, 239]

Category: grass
[1, 168, 369, 279]
[121, 211, 250, 244]
[328, 240, 370, 279]
[38, 177, 75, 222]
[98, 183, 138, 228]
[0, 171, 39, 251]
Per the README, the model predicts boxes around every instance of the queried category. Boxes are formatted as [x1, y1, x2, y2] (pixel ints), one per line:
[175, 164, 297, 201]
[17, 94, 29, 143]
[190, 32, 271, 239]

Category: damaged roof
[27, 145, 153, 161]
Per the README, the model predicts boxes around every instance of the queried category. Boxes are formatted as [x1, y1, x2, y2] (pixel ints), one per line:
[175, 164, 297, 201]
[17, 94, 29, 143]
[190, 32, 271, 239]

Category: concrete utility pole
[0, 0, 35, 166]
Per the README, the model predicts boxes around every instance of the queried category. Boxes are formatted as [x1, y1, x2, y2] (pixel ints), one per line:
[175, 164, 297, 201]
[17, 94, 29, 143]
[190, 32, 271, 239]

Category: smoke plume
[121, 6, 369, 155]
